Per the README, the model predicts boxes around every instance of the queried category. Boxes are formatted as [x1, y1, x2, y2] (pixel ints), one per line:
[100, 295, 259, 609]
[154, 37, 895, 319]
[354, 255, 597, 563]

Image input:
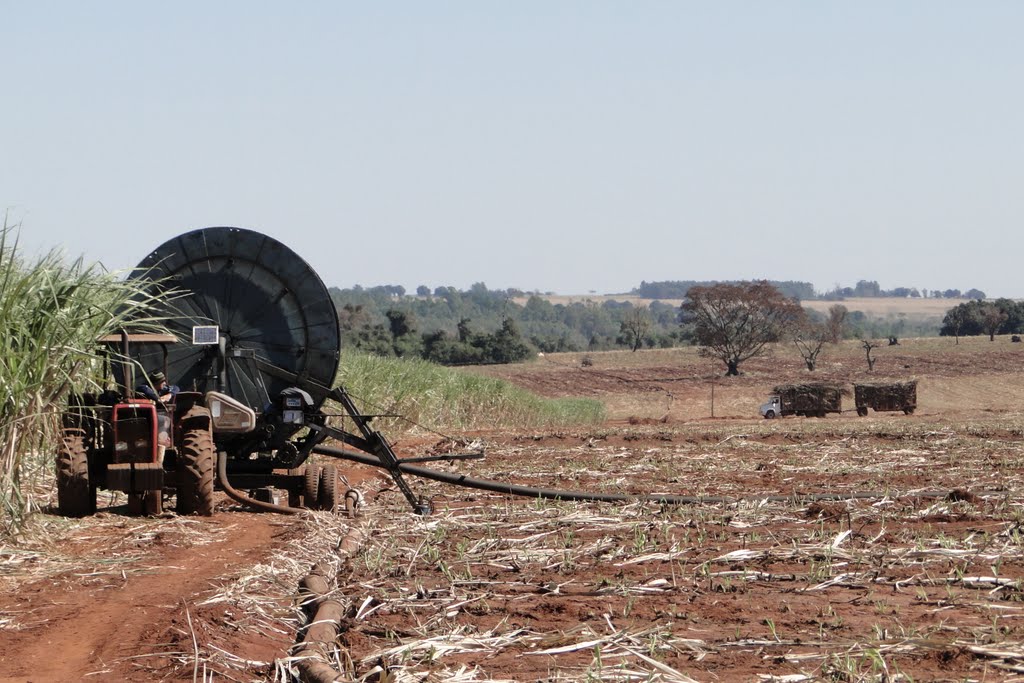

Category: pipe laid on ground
[312, 444, 965, 506]
[295, 599, 346, 683]
[292, 527, 365, 683]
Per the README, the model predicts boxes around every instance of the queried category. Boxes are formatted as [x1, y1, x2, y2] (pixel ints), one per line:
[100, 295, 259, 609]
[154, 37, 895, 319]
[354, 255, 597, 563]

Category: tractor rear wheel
[303, 464, 322, 510]
[56, 428, 95, 517]
[319, 464, 341, 513]
[176, 406, 215, 516]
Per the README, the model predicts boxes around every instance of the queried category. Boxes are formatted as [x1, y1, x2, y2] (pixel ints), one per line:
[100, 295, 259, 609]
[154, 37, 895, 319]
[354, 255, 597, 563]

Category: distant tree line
[331, 284, 689, 365]
[821, 281, 986, 300]
[802, 308, 935, 341]
[940, 298, 1024, 341]
[331, 280, 996, 366]
[636, 279, 985, 301]
[635, 280, 815, 301]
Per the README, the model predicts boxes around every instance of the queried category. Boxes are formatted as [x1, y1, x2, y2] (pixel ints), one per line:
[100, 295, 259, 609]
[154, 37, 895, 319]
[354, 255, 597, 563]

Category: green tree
[485, 317, 534, 363]
[942, 304, 974, 344]
[682, 281, 805, 376]
[618, 307, 651, 352]
[826, 304, 848, 343]
[386, 309, 414, 338]
[979, 303, 1008, 341]
[386, 309, 422, 357]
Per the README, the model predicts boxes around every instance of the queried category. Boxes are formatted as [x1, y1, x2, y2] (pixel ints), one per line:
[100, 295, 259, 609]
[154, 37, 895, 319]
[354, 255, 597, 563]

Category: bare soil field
[4, 335, 1024, 681]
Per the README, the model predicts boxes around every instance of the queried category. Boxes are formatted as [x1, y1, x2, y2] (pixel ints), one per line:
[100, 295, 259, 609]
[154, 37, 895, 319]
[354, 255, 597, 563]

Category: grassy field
[336, 349, 605, 433]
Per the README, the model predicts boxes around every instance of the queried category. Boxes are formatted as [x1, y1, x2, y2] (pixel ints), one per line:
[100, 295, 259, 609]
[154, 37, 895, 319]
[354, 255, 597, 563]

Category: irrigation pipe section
[311, 444, 962, 507]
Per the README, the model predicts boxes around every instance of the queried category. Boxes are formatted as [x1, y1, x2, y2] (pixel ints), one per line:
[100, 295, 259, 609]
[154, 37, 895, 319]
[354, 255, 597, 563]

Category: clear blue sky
[4, 2, 1023, 297]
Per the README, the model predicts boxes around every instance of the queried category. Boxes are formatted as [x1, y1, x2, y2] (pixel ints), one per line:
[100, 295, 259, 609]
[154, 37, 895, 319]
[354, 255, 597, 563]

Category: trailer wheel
[319, 464, 341, 513]
[904, 406, 916, 415]
[303, 465, 322, 509]
[56, 427, 95, 517]
[764, 410, 776, 419]
[857, 407, 868, 417]
[176, 407, 215, 516]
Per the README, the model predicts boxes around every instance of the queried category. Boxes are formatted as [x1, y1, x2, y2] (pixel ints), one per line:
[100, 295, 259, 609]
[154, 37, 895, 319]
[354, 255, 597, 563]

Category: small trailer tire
[303, 465, 323, 509]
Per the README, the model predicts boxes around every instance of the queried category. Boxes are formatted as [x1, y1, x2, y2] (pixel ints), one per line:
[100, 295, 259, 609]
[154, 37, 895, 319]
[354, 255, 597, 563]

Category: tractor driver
[138, 370, 179, 404]
[137, 371, 179, 446]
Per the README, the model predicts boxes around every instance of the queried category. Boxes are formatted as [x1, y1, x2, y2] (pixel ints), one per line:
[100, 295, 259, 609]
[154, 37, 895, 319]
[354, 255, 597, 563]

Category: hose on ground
[216, 450, 305, 515]
[312, 445, 961, 506]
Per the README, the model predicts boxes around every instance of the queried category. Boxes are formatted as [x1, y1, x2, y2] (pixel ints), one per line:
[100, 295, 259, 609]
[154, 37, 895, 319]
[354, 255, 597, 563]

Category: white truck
[760, 383, 842, 419]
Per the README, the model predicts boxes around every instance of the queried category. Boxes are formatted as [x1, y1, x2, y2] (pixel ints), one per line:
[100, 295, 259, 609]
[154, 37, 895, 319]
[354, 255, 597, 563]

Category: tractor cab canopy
[98, 333, 179, 345]
[98, 332, 180, 400]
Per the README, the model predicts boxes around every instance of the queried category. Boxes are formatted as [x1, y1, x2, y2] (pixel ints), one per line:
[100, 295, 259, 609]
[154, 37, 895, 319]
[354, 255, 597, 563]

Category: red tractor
[56, 332, 215, 516]
[57, 227, 439, 519]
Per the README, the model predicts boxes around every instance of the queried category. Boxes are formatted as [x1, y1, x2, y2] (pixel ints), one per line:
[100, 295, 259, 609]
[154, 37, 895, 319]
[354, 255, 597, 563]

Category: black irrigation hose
[217, 451, 305, 515]
[312, 445, 967, 506]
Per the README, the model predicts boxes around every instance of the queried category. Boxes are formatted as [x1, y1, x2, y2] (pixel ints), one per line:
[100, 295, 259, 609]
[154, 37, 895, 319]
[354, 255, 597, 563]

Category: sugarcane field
[4, 301, 1024, 681]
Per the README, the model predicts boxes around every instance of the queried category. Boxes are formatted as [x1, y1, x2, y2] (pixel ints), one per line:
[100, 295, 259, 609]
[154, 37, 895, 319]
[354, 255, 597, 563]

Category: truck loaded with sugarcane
[759, 380, 917, 418]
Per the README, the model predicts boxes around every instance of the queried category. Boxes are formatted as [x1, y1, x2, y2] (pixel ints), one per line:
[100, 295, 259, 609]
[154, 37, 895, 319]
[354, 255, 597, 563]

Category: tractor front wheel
[176, 407, 215, 516]
[56, 428, 95, 517]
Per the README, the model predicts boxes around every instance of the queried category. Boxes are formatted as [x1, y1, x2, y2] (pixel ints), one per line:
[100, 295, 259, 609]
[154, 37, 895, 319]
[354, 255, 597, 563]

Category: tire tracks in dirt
[0, 507, 287, 682]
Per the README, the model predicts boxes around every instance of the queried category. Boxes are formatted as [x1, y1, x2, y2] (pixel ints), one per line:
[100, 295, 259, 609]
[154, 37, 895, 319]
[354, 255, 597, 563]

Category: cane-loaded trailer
[57, 227, 443, 518]
[854, 380, 917, 416]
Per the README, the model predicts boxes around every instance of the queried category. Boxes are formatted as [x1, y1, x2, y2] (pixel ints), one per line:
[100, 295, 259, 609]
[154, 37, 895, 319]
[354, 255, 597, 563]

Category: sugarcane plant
[0, 218, 175, 533]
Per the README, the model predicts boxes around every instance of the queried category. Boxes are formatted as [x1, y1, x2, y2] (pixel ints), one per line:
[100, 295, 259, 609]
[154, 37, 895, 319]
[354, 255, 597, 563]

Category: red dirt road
[0, 508, 291, 682]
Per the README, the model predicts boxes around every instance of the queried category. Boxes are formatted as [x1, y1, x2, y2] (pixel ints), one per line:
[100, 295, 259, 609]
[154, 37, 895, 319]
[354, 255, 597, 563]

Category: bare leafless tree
[862, 339, 881, 372]
[794, 321, 829, 371]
